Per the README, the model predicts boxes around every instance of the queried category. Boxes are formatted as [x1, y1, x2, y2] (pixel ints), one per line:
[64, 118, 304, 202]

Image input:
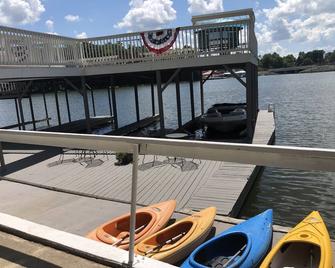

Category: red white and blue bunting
[141, 28, 180, 54]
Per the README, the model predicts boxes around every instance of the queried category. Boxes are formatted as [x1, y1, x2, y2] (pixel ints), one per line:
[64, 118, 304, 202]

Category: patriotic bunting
[141, 28, 180, 54]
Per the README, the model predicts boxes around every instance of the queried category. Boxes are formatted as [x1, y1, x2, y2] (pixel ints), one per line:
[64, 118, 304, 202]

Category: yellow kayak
[135, 207, 216, 264]
[260, 211, 333, 268]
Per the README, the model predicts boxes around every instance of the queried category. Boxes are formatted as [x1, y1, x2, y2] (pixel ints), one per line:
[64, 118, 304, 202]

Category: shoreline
[259, 64, 335, 76]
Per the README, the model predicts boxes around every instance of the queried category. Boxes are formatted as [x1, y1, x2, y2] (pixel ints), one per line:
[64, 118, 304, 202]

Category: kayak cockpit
[136, 221, 195, 254]
[192, 232, 249, 267]
[269, 242, 321, 268]
[96, 211, 155, 245]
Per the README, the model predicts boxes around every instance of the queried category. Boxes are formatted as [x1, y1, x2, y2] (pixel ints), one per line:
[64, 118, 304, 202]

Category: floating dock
[0, 180, 333, 267]
[0, 111, 274, 217]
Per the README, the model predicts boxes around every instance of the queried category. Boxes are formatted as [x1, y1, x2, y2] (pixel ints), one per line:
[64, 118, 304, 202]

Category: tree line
[259, 50, 335, 69]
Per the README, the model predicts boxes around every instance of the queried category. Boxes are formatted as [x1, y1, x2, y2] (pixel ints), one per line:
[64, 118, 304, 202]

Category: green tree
[282, 54, 296, 67]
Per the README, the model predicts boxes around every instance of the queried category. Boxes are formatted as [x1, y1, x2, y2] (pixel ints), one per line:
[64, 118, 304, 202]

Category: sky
[0, 0, 334, 56]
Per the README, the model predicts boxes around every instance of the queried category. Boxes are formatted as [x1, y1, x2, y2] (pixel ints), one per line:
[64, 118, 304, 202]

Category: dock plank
[1, 110, 275, 216]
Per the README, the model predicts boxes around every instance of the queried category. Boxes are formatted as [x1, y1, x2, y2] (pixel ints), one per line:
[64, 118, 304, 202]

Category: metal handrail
[0, 129, 335, 266]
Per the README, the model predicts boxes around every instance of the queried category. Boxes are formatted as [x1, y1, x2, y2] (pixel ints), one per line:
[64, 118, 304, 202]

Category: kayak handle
[111, 224, 146, 246]
[145, 232, 187, 255]
[222, 244, 247, 268]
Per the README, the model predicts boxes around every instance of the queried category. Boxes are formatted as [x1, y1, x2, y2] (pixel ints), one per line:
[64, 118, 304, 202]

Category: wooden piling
[134, 83, 140, 122]
[189, 72, 195, 119]
[110, 77, 118, 130]
[150, 82, 155, 116]
[175, 73, 182, 128]
[200, 71, 204, 115]
[156, 70, 165, 133]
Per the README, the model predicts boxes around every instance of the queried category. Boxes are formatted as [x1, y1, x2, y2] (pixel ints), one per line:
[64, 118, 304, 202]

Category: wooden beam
[156, 70, 165, 133]
[91, 90, 96, 117]
[110, 77, 118, 130]
[54, 90, 62, 126]
[64, 78, 81, 94]
[28, 95, 36, 130]
[14, 98, 21, 130]
[17, 97, 25, 130]
[150, 82, 155, 117]
[202, 70, 214, 85]
[81, 77, 91, 133]
[189, 72, 195, 120]
[162, 68, 181, 92]
[223, 65, 247, 88]
[65, 88, 71, 122]
[107, 88, 113, 117]
[42, 90, 50, 127]
[134, 83, 140, 122]
[0, 142, 5, 167]
[175, 73, 182, 128]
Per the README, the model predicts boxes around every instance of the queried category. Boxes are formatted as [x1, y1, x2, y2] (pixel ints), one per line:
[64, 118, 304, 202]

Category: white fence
[0, 11, 257, 67]
[0, 129, 335, 266]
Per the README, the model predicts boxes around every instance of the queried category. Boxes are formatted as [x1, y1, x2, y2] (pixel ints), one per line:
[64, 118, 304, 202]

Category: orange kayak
[135, 207, 216, 264]
[86, 200, 176, 250]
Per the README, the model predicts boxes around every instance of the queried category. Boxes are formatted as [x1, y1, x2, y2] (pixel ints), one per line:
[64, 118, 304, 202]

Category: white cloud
[65, 14, 80, 22]
[76, 32, 87, 39]
[115, 0, 176, 31]
[45, 19, 54, 32]
[0, 0, 45, 26]
[187, 0, 223, 15]
[256, 0, 335, 53]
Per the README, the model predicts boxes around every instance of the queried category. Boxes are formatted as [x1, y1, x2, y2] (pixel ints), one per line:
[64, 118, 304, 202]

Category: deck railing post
[0, 142, 5, 167]
[128, 144, 139, 267]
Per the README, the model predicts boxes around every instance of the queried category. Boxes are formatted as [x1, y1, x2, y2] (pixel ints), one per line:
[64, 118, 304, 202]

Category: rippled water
[0, 71, 334, 234]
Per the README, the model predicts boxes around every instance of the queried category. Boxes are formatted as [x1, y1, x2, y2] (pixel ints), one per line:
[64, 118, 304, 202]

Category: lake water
[0, 71, 334, 235]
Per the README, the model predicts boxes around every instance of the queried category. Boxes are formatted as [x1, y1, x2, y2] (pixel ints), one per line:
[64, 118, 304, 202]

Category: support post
[14, 98, 21, 130]
[28, 95, 36, 130]
[0, 142, 5, 167]
[65, 88, 71, 122]
[81, 77, 91, 133]
[54, 90, 62, 126]
[110, 77, 118, 129]
[18, 97, 25, 130]
[246, 63, 254, 139]
[42, 90, 50, 127]
[91, 90, 96, 117]
[134, 83, 140, 122]
[200, 71, 204, 115]
[175, 73, 182, 128]
[128, 144, 139, 267]
[156, 70, 165, 133]
[150, 82, 155, 116]
[189, 72, 195, 120]
[107, 88, 113, 117]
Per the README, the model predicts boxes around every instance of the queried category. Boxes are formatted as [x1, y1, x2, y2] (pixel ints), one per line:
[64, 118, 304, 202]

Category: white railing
[0, 26, 80, 66]
[0, 129, 335, 266]
[0, 10, 256, 67]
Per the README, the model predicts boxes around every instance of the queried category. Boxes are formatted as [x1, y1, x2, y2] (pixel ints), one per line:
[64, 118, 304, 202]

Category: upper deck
[0, 9, 257, 80]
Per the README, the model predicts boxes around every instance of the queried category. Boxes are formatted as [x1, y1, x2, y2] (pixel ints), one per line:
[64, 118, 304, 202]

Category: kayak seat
[194, 232, 248, 267]
[96, 211, 157, 245]
[136, 221, 197, 254]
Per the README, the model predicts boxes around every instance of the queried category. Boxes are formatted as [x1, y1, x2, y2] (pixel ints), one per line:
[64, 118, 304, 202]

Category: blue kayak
[181, 209, 273, 268]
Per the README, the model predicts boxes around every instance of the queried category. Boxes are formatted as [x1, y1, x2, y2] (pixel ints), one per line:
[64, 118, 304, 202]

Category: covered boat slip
[0, 111, 274, 217]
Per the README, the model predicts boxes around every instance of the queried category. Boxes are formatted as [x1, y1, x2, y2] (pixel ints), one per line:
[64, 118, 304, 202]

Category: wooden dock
[0, 110, 274, 217]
